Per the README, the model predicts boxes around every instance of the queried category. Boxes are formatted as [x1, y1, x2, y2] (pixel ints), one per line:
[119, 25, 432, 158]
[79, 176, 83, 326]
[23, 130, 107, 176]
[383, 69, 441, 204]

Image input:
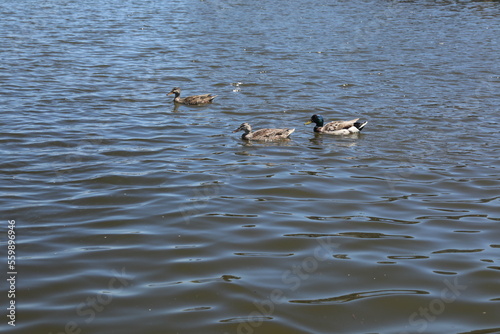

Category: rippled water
[1, 0, 499, 333]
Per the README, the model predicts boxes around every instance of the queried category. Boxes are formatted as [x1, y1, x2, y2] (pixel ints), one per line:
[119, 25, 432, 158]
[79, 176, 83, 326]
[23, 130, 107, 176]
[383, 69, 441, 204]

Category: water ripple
[290, 289, 429, 304]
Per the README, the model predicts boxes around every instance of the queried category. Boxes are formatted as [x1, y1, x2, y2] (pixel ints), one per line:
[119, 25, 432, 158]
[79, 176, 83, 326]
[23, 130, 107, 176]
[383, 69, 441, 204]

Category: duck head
[167, 87, 181, 96]
[233, 123, 252, 134]
[304, 114, 324, 127]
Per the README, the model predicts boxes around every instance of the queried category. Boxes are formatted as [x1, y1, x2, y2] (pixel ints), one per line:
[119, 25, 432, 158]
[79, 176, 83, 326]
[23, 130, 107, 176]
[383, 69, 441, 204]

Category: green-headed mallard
[305, 114, 367, 135]
[166, 87, 217, 105]
[233, 123, 295, 141]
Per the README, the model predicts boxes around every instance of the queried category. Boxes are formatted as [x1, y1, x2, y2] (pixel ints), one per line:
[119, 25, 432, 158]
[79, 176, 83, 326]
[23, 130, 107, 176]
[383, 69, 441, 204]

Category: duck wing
[251, 128, 295, 141]
[323, 118, 360, 131]
[182, 94, 217, 105]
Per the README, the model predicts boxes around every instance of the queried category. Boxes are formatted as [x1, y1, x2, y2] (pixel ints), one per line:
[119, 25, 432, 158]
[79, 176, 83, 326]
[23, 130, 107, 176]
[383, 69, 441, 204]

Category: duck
[305, 114, 368, 135]
[233, 123, 295, 141]
[166, 87, 217, 105]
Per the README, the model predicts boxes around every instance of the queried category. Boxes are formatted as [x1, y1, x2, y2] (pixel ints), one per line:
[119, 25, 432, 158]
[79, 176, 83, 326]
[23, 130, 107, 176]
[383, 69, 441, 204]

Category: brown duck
[233, 123, 295, 141]
[166, 87, 217, 105]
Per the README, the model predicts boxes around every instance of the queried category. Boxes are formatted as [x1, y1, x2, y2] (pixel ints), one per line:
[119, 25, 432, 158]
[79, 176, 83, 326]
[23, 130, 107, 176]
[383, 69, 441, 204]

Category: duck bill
[166, 92, 173, 96]
[304, 120, 312, 125]
[232, 128, 241, 133]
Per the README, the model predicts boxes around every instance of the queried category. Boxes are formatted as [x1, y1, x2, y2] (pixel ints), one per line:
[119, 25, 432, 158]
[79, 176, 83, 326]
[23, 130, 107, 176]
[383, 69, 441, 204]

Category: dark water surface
[1, 0, 499, 333]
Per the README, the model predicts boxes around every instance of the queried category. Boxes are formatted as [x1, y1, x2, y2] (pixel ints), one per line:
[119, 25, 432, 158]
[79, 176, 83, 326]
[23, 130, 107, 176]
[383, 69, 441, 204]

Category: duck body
[167, 87, 217, 105]
[233, 123, 295, 141]
[305, 114, 367, 135]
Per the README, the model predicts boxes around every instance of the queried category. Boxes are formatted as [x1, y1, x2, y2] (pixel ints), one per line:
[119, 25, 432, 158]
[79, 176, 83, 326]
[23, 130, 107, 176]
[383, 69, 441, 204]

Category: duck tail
[278, 128, 295, 138]
[354, 121, 368, 131]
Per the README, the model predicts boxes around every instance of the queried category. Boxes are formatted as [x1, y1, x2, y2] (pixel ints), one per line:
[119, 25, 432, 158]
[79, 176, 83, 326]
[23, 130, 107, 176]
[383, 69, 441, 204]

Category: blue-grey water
[1, 0, 499, 333]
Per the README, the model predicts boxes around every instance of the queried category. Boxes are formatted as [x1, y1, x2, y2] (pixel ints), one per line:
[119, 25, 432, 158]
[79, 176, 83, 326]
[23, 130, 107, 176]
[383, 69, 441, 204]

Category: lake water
[1, 0, 499, 333]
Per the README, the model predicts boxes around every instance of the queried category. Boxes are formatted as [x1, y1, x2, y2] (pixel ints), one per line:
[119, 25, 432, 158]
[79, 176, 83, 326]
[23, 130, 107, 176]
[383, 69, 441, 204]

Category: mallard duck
[166, 87, 217, 105]
[305, 114, 367, 135]
[233, 123, 295, 141]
